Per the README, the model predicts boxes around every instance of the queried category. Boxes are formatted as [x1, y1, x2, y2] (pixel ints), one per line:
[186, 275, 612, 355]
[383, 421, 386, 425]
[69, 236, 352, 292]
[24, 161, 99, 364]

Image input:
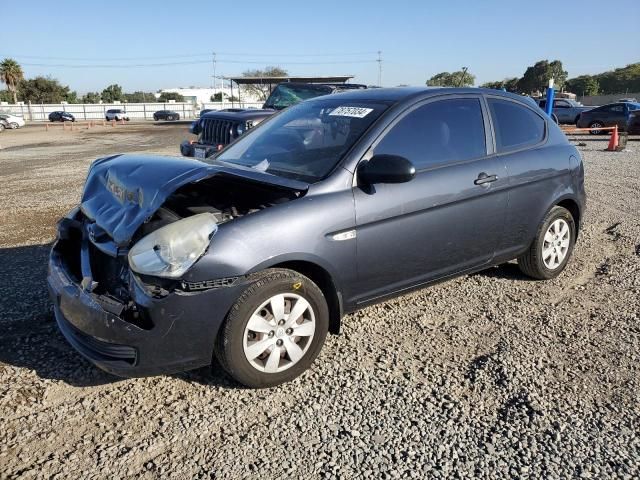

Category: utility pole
[212, 51, 217, 90]
[377, 51, 382, 87]
[458, 66, 468, 87]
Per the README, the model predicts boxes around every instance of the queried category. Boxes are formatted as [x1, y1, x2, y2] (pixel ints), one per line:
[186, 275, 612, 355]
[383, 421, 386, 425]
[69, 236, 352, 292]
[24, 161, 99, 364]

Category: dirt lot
[0, 125, 639, 479]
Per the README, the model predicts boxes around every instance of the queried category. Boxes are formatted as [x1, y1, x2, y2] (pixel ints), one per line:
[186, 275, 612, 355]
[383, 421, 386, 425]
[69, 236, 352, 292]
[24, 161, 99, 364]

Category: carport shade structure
[224, 75, 355, 106]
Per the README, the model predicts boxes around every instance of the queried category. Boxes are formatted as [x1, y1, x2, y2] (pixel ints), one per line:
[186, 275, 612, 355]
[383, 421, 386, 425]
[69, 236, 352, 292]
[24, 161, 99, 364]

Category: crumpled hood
[80, 154, 308, 245]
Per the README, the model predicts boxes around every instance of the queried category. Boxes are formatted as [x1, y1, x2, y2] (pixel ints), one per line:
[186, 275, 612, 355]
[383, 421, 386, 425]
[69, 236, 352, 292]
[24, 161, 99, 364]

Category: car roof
[306, 86, 533, 106]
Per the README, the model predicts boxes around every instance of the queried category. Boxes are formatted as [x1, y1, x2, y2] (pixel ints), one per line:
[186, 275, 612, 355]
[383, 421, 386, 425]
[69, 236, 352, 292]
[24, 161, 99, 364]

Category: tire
[517, 206, 576, 280]
[589, 121, 604, 135]
[0, 123, 5, 132]
[168, 115, 174, 121]
[215, 268, 329, 388]
[9, 122, 19, 129]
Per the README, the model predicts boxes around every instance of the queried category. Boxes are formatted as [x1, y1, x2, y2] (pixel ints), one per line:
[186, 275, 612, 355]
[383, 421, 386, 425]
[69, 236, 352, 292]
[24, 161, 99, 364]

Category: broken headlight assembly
[128, 213, 217, 279]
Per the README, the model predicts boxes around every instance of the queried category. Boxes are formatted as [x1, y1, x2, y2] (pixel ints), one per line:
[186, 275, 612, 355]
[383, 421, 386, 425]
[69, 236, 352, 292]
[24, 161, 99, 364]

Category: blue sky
[3, 0, 639, 93]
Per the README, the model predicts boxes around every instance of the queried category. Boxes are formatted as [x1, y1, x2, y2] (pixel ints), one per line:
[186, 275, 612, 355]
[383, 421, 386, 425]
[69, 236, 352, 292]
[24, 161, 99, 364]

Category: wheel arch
[268, 259, 343, 335]
[555, 196, 582, 236]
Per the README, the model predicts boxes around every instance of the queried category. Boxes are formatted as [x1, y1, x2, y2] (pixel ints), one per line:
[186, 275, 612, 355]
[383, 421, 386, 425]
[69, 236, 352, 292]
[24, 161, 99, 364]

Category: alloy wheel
[242, 293, 316, 373]
[542, 219, 570, 269]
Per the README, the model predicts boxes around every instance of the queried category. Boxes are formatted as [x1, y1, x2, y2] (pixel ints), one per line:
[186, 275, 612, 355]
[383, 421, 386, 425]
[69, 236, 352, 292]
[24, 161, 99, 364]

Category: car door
[485, 96, 564, 257]
[553, 100, 572, 123]
[352, 95, 508, 304]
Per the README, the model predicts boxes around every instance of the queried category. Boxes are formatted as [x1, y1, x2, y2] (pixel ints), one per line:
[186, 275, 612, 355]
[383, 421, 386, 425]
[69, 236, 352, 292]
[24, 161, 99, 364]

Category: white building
[158, 86, 242, 106]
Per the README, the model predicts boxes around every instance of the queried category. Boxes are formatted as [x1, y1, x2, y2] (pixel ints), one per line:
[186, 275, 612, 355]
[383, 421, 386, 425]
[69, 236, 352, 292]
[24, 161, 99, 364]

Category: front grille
[89, 243, 130, 303]
[200, 118, 238, 145]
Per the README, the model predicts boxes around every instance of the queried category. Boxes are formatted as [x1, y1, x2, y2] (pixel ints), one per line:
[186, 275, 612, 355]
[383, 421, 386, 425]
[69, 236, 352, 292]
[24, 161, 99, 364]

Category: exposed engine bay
[134, 174, 303, 240]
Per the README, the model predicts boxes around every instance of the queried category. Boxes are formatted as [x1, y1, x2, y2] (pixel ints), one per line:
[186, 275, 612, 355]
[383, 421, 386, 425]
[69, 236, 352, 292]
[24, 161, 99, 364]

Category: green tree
[158, 91, 185, 102]
[517, 60, 568, 94]
[565, 76, 599, 96]
[241, 66, 289, 101]
[0, 58, 25, 103]
[18, 76, 74, 103]
[426, 70, 475, 87]
[82, 91, 102, 103]
[594, 63, 640, 94]
[101, 84, 124, 103]
[124, 91, 157, 103]
[480, 77, 520, 92]
[0, 89, 12, 102]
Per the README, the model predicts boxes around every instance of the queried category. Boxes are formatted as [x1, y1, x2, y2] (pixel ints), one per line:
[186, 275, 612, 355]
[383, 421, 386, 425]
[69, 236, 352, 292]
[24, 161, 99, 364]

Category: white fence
[0, 101, 267, 122]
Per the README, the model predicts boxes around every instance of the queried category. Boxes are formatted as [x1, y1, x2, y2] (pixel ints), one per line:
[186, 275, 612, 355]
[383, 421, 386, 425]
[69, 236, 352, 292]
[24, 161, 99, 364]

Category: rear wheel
[589, 121, 604, 135]
[215, 269, 329, 388]
[518, 206, 576, 280]
[9, 122, 19, 129]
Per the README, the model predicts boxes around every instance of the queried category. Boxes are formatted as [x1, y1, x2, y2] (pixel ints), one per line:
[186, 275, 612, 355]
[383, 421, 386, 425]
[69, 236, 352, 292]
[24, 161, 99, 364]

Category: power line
[1, 51, 380, 61]
[18, 59, 379, 68]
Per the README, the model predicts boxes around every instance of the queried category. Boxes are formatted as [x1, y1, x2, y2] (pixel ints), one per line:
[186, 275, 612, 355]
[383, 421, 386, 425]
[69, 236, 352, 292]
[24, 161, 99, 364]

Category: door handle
[474, 172, 498, 185]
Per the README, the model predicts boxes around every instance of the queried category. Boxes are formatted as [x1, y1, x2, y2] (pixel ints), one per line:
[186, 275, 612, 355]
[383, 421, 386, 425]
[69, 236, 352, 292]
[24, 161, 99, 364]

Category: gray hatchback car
[48, 87, 585, 387]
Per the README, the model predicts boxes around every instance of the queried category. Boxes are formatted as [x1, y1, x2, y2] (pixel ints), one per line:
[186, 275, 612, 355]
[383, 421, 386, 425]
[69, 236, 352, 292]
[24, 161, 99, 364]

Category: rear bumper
[47, 210, 245, 377]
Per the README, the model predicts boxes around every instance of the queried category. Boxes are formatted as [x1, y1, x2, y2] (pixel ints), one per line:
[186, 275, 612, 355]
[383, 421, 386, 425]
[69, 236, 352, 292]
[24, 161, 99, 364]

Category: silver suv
[105, 109, 129, 121]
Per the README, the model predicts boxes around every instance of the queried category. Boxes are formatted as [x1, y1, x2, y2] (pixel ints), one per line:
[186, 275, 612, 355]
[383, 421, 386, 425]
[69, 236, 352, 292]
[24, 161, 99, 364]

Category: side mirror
[358, 154, 416, 185]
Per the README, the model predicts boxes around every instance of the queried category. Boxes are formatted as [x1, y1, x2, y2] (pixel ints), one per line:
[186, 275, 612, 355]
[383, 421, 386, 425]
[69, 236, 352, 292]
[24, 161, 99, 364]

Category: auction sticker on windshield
[329, 106, 374, 118]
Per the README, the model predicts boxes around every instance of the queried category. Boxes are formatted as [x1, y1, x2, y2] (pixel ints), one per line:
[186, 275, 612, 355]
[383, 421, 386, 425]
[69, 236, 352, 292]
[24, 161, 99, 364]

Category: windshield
[214, 98, 391, 182]
[263, 84, 334, 110]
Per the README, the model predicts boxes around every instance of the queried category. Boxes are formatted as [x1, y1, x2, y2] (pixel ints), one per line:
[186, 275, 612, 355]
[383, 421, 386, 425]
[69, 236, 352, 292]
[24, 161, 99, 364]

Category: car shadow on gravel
[473, 262, 535, 281]
[0, 243, 122, 387]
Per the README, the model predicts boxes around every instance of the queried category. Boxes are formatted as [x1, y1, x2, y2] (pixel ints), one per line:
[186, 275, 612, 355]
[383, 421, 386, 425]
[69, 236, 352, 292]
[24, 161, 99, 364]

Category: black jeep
[180, 82, 366, 159]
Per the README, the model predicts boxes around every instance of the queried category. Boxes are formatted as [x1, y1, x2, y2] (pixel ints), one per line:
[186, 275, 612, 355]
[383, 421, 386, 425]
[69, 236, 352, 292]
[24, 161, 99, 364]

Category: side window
[487, 98, 546, 152]
[554, 100, 570, 108]
[610, 105, 624, 112]
[373, 98, 486, 169]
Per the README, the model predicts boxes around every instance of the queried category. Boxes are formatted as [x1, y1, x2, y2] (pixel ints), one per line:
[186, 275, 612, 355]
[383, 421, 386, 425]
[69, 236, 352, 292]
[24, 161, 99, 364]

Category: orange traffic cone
[606, 125, 619, 151]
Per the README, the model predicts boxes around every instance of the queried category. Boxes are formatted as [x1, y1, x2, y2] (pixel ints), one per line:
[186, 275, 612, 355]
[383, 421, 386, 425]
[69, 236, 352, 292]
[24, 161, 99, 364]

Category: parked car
[576, 102, 640, 134]
[627, 109, 640, 135]
[181, 82, 367, 159]
[535, 98, 593, 125]
[105, 109, 129, 121]
[48, 111, 75, 122]
[48, 87, 585, 388]
[0, 113, 26, 129]
[153, 110, 180, 121]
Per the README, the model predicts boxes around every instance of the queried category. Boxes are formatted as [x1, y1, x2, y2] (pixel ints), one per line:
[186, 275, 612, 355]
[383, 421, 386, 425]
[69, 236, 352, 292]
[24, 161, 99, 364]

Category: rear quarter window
[487, 98, 545, 152]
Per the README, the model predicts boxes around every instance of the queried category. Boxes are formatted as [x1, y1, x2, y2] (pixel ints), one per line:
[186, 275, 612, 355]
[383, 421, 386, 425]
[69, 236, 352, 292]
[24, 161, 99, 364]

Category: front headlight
[235, 122, 245, 136]
[128, 213, 217, 278]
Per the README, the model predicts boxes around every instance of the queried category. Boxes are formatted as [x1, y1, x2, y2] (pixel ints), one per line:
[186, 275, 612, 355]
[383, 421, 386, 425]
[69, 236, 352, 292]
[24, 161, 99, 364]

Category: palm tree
[0, 58, 24, 104]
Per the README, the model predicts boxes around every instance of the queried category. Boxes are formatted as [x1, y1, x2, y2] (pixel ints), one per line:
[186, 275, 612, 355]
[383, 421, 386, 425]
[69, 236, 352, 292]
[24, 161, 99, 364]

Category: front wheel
[9, 122, 19, 129]
[215, 269, 329, 388]
[518, 206, 576, 280]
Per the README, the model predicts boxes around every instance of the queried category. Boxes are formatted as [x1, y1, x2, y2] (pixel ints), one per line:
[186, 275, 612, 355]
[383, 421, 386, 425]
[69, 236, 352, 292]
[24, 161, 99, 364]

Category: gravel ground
[0, 128, 639, 479]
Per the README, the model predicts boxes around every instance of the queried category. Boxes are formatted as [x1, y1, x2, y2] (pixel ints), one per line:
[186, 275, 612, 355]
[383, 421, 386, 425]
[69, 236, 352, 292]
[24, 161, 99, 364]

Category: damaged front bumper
[47, 209, 245, 377]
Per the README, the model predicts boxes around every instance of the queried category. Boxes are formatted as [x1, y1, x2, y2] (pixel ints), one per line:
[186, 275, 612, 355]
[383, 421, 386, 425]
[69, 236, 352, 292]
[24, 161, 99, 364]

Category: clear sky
[3, 0, 639, 93]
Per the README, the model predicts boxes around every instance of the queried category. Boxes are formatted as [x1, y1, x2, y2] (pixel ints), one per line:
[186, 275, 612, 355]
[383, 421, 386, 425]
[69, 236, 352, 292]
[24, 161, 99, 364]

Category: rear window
[487, 98, 545, 152]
